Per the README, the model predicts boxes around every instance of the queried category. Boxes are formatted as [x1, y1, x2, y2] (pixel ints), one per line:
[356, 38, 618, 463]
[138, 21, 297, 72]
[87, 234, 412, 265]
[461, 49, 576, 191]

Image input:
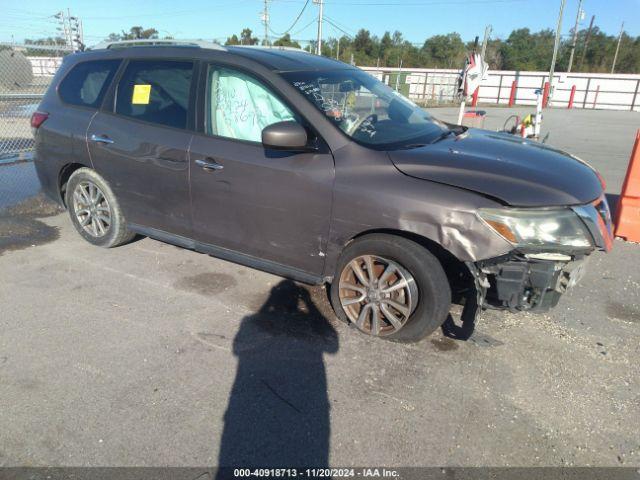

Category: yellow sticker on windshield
[131, 84, 151, 105]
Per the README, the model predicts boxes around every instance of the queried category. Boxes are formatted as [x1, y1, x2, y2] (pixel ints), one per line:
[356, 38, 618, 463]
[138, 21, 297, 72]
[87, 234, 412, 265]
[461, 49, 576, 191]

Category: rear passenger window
[115, 60, 193, 130]
[58, 60, 120, 108]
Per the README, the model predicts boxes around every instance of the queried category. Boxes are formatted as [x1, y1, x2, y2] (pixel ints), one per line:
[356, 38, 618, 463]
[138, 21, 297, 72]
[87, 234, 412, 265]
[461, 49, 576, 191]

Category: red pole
[568, 85, 576, 109]
[542, 81, 550, 108]
[509, 80, 517, 106]
[471, 87, 479, 107]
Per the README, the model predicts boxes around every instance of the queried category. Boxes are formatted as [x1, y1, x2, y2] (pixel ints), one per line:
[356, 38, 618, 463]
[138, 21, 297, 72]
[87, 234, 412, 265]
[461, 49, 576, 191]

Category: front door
[189, 65, 334, 276]
[87, 59, 195, 237]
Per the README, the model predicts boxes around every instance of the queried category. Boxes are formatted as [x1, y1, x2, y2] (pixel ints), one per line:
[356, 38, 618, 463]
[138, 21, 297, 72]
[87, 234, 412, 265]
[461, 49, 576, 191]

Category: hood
[388, 129, 602, 207]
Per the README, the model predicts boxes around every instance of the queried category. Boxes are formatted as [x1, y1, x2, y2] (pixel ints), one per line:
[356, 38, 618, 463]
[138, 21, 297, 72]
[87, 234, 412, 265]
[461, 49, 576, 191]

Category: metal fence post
[422, 73, 429, 104]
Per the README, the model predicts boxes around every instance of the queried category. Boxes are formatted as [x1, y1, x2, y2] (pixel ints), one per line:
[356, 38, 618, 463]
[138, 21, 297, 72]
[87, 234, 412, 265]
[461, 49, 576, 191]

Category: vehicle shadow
[217, 280, 339, 473]
[441, 312, 476, 341]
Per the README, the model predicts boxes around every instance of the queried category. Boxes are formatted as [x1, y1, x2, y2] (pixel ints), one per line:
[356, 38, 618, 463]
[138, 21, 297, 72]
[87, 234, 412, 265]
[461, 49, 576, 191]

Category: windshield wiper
[429, 130, 455, 144]
[402, 143, 428, 149]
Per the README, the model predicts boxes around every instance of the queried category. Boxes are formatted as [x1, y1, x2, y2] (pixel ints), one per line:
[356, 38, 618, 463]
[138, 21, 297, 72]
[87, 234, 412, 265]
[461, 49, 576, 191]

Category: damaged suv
[33, 40, 613, 342]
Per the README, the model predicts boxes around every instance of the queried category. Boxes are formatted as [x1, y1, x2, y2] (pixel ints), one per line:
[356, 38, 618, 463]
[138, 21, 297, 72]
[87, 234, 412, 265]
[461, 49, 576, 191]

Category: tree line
[24, 23, 640, 73]
[225, 25, 639, 74]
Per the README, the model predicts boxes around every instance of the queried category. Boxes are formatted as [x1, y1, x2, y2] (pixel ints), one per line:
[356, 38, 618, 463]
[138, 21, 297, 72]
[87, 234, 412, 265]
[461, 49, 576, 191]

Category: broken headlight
[478, 208, 593, 249]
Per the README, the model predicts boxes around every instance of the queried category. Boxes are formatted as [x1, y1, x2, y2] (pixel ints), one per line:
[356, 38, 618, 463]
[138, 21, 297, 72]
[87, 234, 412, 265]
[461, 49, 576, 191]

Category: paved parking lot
[0, 107, 639, 467]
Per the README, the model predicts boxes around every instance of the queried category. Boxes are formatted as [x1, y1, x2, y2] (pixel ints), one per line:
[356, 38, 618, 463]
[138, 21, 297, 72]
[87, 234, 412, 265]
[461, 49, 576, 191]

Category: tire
[65, 167, 135, 248]
[330, 234, 451, 343]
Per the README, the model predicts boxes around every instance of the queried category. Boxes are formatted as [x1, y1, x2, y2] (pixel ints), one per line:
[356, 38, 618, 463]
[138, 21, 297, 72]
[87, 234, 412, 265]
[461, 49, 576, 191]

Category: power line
[291, 17, 318, 36]
[268, 0, 311, 36]
[323, 16, 353, 38]
[323, 15, 355, 34]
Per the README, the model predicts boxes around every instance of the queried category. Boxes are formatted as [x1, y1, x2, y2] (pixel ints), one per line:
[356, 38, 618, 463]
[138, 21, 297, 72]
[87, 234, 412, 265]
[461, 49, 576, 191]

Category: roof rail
[231, 45, 311, 54]
[88, 39, 226, 51]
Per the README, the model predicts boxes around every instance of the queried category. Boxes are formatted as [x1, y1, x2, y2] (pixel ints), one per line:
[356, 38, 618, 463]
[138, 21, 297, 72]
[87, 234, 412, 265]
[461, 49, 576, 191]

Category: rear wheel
[65, 168, 134, 248]
[330, 234, 451, 342]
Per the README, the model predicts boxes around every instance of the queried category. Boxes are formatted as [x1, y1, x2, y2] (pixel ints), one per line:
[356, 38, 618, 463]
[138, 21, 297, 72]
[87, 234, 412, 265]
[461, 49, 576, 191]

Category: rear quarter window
[58, 59, 121, 108]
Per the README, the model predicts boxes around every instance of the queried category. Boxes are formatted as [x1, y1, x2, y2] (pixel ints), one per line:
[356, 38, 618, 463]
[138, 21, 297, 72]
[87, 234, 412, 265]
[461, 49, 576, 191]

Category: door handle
[195, 158, 224, 172]
[90, 134, 114, 145]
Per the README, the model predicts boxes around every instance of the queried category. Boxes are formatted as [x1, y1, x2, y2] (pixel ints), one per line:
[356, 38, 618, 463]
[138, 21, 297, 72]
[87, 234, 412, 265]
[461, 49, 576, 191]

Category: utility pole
[68, 12, 83, 51]
[261, 0, 269, 46]
[567, 0, 583, 72]
[314, 0, 324, 55]
[579, 14, 595, 70]
[336, 38, 340, 60]
[480, 24, 492, 59]
[54, 11, 71, 50]
[548, 0, 566, 105]
[611, 21, 624, 73]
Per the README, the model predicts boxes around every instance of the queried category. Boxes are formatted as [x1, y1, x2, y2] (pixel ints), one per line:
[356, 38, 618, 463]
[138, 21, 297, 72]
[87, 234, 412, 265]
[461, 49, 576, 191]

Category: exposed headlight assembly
[478, 208, 593, 249]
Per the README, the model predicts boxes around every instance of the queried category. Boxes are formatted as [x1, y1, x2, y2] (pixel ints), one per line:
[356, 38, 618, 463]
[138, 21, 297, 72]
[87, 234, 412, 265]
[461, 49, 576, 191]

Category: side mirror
[262, 121, 308, 150]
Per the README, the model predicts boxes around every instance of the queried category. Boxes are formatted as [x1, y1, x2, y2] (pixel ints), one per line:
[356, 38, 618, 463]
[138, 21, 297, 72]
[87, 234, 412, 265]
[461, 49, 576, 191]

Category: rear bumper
[34, 154, 65, 207]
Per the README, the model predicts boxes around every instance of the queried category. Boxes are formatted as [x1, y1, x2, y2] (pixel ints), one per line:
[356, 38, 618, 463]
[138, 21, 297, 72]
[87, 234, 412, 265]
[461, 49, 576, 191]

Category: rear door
[87, 59, 196, 237]
[36, 59, 120, 195]
[189, 64, 335, 277]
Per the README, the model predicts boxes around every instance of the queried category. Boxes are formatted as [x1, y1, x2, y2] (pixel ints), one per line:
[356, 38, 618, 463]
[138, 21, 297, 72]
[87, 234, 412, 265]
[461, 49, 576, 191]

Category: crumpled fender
[322, 146, 514, 279]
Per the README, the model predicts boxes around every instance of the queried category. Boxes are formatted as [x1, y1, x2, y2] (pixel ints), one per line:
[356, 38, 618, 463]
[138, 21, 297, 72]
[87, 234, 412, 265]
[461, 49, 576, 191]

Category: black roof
[219, 46, 354, 72]
[78, 43, 354, 73]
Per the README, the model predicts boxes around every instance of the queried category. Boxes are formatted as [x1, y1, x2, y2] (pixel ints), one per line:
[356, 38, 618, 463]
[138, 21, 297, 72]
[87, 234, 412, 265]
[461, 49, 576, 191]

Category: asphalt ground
[0, 107, 639, 468]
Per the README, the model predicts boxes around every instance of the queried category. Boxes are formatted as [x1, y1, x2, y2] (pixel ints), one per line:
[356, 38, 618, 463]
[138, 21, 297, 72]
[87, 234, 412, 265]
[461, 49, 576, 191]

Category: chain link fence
[1, 43, 69, 210]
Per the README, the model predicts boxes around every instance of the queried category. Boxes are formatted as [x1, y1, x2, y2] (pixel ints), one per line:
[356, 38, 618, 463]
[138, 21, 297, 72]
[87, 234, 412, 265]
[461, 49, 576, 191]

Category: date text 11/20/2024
[233, 468, 399, 478]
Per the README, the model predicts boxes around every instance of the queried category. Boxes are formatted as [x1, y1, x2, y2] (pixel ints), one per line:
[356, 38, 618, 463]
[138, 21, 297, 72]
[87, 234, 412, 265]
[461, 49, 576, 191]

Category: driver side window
[115, 60, 194, 129]
[206, 66, 295, 142]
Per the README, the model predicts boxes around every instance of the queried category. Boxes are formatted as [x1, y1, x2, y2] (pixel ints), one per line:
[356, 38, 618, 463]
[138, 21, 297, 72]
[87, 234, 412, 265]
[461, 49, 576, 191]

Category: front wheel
[330, 234, 451, 343]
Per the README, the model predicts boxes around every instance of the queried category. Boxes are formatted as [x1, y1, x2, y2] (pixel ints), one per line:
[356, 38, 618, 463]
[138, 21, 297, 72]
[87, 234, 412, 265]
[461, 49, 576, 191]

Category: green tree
[107, 26, 159, 41]
[615, 34, 640, 73]
[240, 28, 259, 45]
[422, 33, 466, 68]
[500, 28, 555, 70]
[273, 33, 301, 49]
[225, 34, 240, 46]
[353, 29, 376, 61]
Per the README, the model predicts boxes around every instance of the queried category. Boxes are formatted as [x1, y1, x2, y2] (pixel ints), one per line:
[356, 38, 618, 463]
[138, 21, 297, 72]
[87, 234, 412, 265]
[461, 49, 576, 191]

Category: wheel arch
[330, 228, 473, 303]
[58, 162, 90, 208]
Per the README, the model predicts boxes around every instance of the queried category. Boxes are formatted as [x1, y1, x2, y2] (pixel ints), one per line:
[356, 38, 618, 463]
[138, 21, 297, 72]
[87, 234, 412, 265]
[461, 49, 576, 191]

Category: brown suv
[32, 40, 613, 342]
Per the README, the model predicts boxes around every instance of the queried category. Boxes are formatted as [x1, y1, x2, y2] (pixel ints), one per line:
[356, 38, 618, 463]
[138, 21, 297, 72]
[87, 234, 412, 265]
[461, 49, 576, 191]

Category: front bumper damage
[463, 195, 614, 317]
[473, 253, 589, 313]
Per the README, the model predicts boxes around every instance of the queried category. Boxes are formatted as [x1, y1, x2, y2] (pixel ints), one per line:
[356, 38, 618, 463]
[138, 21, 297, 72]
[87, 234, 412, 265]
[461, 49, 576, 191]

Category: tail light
[30, 111, 49, 129]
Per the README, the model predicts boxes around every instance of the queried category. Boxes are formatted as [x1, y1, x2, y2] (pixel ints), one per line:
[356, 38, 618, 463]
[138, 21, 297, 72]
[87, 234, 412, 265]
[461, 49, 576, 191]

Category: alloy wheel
[72, 181, 112, 238]
[338, 255, 419, 336]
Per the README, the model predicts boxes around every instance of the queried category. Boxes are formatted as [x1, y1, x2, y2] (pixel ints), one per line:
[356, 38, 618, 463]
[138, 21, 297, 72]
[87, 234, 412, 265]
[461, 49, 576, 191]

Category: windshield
[281, 69, 449, 149]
